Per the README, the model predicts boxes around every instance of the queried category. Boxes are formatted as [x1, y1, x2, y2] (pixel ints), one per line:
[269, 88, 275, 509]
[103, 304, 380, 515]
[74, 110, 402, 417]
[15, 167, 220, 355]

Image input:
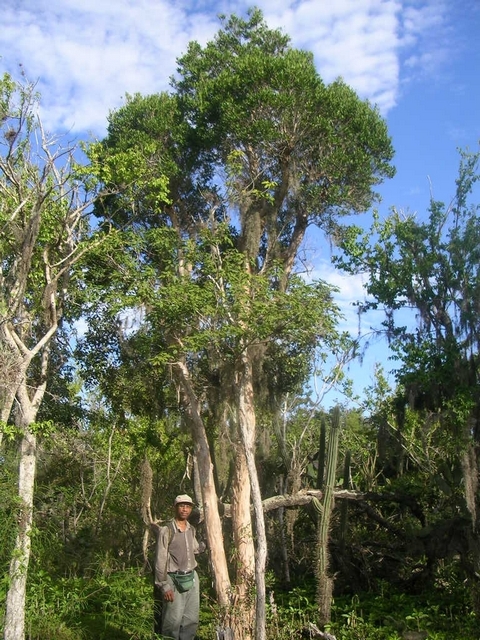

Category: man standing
[154, 495, 203, 640]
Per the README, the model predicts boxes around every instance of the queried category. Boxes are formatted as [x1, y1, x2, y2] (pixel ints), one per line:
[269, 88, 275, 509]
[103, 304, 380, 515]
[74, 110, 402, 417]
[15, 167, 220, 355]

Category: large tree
[88, 10, 394, 638]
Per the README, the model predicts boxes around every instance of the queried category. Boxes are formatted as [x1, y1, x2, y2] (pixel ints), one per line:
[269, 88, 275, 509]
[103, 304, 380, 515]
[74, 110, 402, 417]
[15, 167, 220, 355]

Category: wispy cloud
[309, 258, 376, 336]
[1, 0, 455, 136]
[3, 0, 221, 133]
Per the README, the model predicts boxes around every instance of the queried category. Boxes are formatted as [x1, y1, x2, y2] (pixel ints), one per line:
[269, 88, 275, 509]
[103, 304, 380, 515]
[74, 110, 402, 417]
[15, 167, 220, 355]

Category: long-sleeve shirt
[153, 519, 200, 592]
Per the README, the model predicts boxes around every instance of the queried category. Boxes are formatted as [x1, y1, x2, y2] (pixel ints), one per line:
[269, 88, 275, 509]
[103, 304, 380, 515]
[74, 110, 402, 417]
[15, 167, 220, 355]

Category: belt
[168, 570, 194, 576]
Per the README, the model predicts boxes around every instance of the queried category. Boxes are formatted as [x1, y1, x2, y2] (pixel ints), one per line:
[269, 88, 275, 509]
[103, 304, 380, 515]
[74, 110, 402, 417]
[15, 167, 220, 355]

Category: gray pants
[161, 571, 199, 640]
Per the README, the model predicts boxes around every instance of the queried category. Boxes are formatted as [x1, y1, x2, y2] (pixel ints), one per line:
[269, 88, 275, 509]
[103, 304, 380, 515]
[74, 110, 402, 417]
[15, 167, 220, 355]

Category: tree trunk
[3, 383, 42, 640]
[236, 349, 268, 640]
[277, 476, 291, 584]
[314, 407, 341, 627]
[193, 453, 204, 519]
[230, 443, 255, 639]
[173, 360, 232, 606]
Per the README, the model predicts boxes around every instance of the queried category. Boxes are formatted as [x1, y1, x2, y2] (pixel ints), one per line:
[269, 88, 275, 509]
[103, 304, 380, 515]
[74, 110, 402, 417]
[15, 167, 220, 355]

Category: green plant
[24, 568, 155, 640]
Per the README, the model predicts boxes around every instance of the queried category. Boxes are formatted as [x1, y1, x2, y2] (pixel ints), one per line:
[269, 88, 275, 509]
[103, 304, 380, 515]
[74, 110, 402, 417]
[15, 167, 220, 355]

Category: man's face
[175, 502, 193, 520]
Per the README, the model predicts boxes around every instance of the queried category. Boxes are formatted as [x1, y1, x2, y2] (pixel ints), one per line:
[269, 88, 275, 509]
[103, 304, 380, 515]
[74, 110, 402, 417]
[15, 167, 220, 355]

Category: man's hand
[163, 588, 175, 602]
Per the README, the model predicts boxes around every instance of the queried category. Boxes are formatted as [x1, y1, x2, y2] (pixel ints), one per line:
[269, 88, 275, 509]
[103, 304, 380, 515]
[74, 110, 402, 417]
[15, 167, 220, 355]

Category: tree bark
[277, 476, 291, 584]
[231, 444, 255, 588]
[315, 408, 341, 627]
[236, 348, 268, 640]
[4, 380, 44, 640]
[221, 489, 325, 517]
[228, 443, 255, 639]
[173, 359, 232, 607]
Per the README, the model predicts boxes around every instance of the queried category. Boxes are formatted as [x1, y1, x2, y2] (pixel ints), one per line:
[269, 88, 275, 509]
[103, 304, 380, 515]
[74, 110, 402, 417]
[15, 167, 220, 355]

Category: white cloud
[263, 0, 401, 111]
[311, 260, 373, 335]
[2, 0, 221, 133]
[398, 0, 452, 79]
[0, 0, 457, 136]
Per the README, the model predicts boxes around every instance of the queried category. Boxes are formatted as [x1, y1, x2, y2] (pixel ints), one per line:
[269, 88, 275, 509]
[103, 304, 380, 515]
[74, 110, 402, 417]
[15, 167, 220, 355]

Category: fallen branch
[306, 622, 337, 639]
[220, 489, 324, 517]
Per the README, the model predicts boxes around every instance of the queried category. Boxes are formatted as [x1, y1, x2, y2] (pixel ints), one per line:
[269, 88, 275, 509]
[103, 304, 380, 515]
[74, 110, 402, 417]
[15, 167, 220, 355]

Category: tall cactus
[339, 450, 351, 554]
[316, 418, 326, 491]
[312, 406, 341, 626]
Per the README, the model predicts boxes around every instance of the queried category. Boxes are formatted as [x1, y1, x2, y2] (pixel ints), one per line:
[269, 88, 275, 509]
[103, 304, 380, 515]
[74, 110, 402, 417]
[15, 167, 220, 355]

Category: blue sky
[2, 0, 479, 404]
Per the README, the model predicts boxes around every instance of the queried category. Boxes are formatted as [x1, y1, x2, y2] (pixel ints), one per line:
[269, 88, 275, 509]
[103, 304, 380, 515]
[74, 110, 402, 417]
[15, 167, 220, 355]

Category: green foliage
[332, 148, 480, 622]
[89, 92, 176, 211]
[77, 15, 395, 544]
[0, 408, 192, 638]
[265, 580, 478, 640]
[33, 412, 190, 574]
[23, 569, 153, 640]
[5, 569, 477, 640]
[0, 421, 21, 441]
[144, 226, 341, 366]
[0, 444, 18, 574]
[336, 149, 480, 407]
[335, 149, 480, 470]
[174, 8, 394, 266]
[2, 560, 478, 640]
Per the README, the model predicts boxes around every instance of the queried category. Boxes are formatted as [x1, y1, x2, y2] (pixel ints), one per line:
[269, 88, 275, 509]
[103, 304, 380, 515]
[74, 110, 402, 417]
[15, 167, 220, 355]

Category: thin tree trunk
[315, 407, 341, 627]
[277, 476, 291, 584]
[4, 380, 44, 640]
[193, 454, 204, 519]
[95, 425, 123, 535]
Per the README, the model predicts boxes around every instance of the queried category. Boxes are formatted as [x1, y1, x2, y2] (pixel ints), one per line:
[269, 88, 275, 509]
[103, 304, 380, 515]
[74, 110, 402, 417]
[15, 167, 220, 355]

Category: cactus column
[313, 407, 341, 626]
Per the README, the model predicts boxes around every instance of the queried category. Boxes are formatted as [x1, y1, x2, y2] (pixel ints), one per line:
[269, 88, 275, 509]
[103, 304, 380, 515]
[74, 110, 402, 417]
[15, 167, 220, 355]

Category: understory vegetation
[1, 413, 479, 640]
[3, 567, 477, 639]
